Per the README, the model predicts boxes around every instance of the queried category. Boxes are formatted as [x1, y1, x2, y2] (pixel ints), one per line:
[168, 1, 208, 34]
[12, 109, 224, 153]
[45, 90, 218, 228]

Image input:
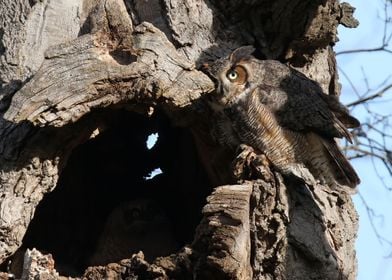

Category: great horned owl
[89, 199, 178, 266]
[206, 46, 360, 191]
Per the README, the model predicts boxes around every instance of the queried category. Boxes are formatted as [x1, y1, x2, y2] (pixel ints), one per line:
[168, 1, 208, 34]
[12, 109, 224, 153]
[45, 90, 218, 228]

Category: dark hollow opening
[10, 109, 212, 277]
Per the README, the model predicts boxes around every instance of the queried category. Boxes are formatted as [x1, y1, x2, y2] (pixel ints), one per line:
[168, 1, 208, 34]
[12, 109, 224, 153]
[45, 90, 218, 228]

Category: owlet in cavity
[206, 46, 360, 191]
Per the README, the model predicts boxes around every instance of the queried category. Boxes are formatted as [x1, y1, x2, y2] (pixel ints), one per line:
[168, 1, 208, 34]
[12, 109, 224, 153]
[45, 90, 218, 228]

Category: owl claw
[232, 144, 273, 182]
[231, 144, 255, 179]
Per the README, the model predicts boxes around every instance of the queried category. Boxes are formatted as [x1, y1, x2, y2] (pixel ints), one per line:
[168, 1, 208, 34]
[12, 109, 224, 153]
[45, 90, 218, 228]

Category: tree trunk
[0, 0, 359, 279]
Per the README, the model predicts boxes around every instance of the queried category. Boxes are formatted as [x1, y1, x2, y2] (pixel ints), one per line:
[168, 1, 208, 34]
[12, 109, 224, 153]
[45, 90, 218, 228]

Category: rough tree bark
[0, 0, 359, 279]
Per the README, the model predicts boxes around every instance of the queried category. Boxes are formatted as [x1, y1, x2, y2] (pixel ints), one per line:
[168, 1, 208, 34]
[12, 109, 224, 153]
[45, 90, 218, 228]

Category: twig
[347, 84, 392, 107]
[336, 46, 392, 56]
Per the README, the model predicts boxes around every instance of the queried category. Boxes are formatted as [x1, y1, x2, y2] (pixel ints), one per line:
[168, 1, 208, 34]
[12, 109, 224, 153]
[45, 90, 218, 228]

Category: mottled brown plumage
[89, 199, 178, 265]
[207, 46, 360, 191]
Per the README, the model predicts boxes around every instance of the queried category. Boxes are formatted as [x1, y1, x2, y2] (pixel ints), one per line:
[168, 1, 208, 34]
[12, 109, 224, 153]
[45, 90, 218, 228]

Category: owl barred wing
[318, 93, 360, 128]
[255, 63, 360, 188]
[278, 92, 354, 141]
[258, 64, 359, 142]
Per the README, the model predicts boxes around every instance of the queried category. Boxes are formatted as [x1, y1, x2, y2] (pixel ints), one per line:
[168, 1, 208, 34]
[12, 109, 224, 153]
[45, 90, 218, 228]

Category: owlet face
[206, 46, 257, 106]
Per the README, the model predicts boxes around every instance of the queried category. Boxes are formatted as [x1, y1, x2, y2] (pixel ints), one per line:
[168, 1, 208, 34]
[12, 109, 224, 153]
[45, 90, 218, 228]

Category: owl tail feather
[321, 139, 360, 190]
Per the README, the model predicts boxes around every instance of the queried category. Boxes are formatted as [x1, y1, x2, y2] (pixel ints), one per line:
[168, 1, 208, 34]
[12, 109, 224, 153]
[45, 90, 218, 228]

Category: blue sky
[336, 0, 392, 279]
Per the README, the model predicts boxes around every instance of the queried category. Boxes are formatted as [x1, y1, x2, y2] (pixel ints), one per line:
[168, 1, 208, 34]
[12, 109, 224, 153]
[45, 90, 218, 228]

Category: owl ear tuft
[229, 46, 256, 64]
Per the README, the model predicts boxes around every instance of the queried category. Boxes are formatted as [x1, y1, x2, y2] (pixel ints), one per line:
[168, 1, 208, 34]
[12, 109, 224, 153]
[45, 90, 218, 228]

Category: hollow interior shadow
[10, 109, 211, 277]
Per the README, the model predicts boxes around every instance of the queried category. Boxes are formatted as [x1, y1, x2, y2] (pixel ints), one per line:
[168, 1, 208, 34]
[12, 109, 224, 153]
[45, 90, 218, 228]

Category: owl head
[205, 46, 259, 106]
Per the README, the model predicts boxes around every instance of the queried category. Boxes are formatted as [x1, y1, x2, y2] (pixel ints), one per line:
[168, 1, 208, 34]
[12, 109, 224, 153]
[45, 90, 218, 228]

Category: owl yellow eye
[226, 65, 247, 84]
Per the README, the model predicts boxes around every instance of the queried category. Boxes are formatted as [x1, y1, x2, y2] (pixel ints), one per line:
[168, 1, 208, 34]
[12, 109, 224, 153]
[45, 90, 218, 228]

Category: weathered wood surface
[0, 0, 359, 279]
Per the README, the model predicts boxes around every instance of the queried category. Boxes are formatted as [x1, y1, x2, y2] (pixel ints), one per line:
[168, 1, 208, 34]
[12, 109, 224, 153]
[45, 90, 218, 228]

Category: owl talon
[232, 144, 273, 182]
[232, 144, 255, 179]
[235, 144, 255, 155]
[250, 154, 274, 182]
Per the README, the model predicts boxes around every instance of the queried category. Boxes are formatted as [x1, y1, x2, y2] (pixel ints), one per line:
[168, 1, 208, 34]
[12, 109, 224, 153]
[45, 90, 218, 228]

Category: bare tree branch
[346, 84, 392, 107]
[336, 46, 392, 56]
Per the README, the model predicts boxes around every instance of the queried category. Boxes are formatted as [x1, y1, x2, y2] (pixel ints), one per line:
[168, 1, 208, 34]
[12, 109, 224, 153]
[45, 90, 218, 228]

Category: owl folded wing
[264, 71, 360, 143]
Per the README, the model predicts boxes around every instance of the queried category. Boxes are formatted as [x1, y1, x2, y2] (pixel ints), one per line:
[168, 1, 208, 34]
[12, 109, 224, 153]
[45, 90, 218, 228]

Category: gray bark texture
[0, 0, 359, 279]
